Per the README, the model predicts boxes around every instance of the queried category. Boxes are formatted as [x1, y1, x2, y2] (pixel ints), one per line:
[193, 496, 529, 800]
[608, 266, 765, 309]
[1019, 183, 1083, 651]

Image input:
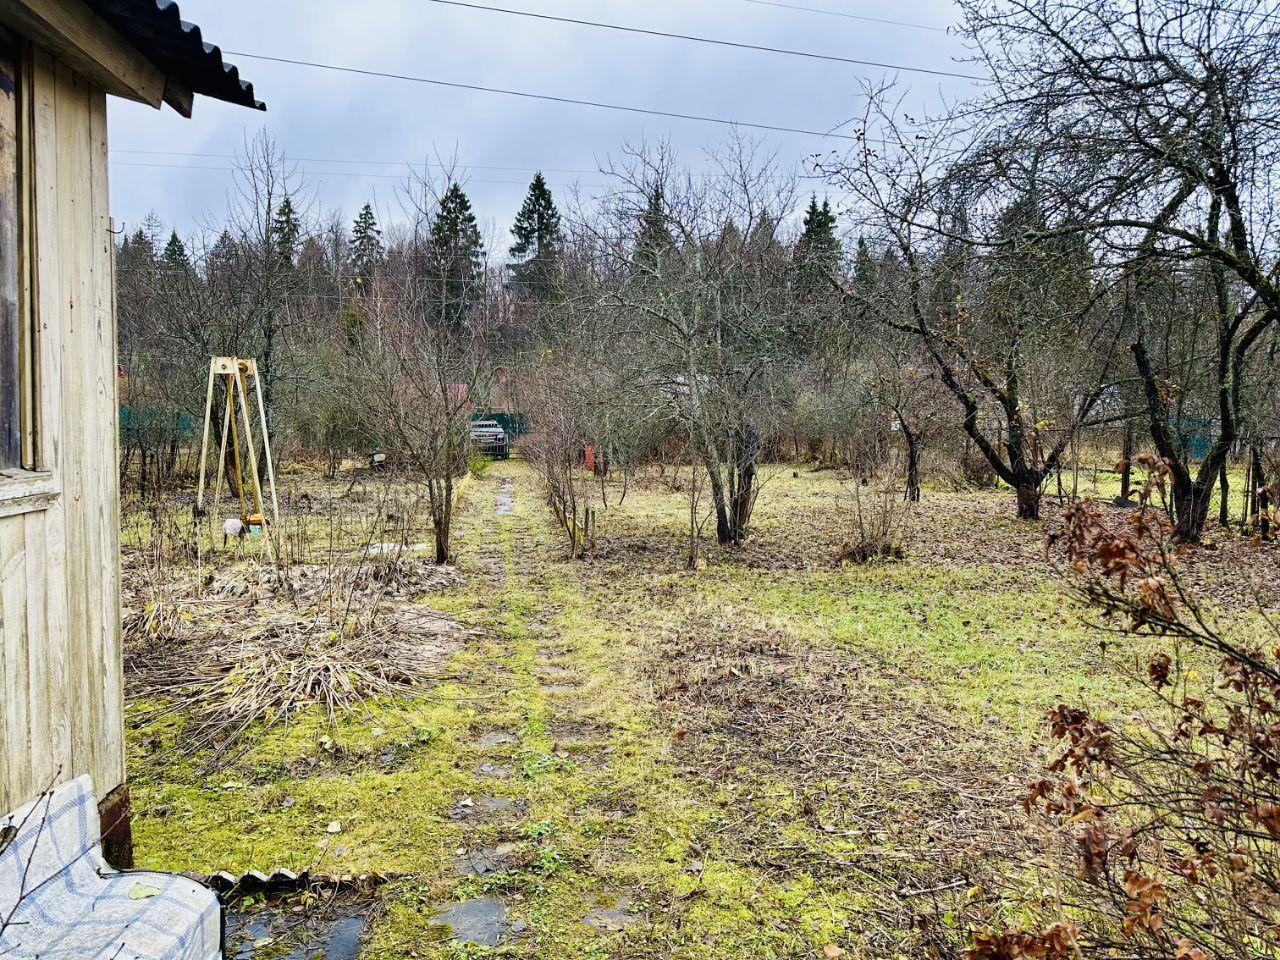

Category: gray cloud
[107, 0, 974, 244]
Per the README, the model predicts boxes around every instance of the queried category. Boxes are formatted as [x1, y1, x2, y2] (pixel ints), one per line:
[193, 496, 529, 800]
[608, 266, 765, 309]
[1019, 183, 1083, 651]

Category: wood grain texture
[0, 0, 164, 106]
[0, 48, 122, 811]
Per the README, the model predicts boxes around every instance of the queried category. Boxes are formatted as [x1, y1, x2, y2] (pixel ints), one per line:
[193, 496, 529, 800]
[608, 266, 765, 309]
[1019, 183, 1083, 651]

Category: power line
[116, 149, 601, 176]
[420, 0, 976, 77]
[113, 148, 829, 182]
[109, 159, 609, 187]
[740, 0, 950, 33]
[224, 50, 891, 141]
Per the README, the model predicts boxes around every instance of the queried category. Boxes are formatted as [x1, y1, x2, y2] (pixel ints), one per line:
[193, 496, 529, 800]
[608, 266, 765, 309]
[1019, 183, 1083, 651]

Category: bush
[467, 451, 491, 479]
[969, 460, 1280, 960]
[836, 474, 909, 564]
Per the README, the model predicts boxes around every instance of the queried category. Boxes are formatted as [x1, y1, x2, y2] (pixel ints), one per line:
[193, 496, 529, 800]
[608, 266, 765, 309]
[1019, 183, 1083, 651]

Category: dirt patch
[448, 795, 525, 822]
[471, 730, 517, 749]
[545, 720, 607, 749]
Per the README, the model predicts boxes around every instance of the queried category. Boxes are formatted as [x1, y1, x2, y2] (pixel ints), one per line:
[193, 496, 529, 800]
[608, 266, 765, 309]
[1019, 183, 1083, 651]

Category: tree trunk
[1120, 421, 1134, 501]
[1014, 476, 1042, 520]
[435, 523, 449, 564]
[1218, 459, 1230, 527]
[1172, 481, 1214, 542]
[434, 477, 452, 564]
[707, 467, 732, 546]
[904, 428, 921, 502]
[1253, 446, 1270, 541]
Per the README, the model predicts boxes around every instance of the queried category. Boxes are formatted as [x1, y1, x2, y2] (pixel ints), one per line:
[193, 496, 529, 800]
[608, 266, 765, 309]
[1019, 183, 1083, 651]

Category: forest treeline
[118, 0, 1280, 554]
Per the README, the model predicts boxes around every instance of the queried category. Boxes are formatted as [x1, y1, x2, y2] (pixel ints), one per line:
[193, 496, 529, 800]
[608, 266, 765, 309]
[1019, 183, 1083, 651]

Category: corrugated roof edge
[86, 0, 264, 110]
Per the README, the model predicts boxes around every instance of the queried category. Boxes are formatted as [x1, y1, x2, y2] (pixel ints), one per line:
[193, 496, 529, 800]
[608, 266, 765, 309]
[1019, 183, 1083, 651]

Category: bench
[0, 775, 223, 959]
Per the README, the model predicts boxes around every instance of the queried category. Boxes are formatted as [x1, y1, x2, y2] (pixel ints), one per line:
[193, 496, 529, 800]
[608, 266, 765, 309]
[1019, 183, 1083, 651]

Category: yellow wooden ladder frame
[195, 356, 280, 550]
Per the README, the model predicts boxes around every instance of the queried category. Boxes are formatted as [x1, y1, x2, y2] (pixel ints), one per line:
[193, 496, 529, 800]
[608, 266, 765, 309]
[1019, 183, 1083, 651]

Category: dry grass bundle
[135, 606, 473, 770]
[212, 556, 463, 604]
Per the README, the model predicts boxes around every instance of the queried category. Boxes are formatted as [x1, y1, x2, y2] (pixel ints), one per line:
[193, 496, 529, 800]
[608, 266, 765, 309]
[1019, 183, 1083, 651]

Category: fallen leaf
[128, 882, 161, 900]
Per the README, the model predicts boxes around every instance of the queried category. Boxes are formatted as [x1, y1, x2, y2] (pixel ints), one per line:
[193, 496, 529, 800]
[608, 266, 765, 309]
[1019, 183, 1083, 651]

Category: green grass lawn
[123, 458, 1240, 959]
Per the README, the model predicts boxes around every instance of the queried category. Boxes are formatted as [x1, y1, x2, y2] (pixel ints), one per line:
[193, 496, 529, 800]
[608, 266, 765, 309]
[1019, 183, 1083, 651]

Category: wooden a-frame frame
[195, 356, 280, 540]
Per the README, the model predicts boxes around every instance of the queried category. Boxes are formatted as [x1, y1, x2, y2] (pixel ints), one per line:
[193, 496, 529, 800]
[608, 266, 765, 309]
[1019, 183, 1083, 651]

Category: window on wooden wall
[0, 26, 32, 475]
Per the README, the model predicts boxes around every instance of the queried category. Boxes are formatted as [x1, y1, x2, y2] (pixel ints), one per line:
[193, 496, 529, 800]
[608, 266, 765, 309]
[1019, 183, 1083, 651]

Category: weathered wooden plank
[53, 55, 95, 788]
[23, 44, 71, 812]
[21, 507, 54, 790]
[0, 513, 29, 801]
[89, 84, 122, 790]
[30, 45, 57, 476]
[0, 0, 165, 106]
[0, 29, 21, 469]
[17, 40, 34, 467]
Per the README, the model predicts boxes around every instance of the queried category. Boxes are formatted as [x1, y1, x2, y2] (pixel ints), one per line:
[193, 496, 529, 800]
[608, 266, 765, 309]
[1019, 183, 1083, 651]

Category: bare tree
[596, 139, 798, 545]
[954, 0, 1280, 539]
[825, 103, 1126, 519]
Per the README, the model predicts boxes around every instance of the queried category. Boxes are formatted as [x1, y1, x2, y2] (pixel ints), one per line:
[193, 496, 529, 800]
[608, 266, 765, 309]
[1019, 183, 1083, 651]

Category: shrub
[836, 474, 910, 564]
[968, 458, 1280, 960]
[467, 451, 491, 479]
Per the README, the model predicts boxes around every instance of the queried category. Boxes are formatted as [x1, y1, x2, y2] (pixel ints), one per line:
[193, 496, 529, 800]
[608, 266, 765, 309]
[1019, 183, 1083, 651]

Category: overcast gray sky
[106, 0, 976, 248]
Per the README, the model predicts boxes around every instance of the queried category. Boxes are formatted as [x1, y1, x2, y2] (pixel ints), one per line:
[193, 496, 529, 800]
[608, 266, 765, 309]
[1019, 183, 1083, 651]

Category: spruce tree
[853, 237, 877, 293]
[122, 227, 156, 269]
[427, 183, 485, 328]
[634, 184, 674, 278]
[508, 173, 564, 300]
[162, 231, 190, 273]
[350, 202, 382, 289]
[793, 196, 841, 299]
[272, 196, 301, 269]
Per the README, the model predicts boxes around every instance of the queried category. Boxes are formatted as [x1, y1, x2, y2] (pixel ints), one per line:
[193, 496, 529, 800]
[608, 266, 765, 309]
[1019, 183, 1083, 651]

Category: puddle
[475, 762, 513, 779]
[227, 906, 366, 960]
[434, 897, 514, 947]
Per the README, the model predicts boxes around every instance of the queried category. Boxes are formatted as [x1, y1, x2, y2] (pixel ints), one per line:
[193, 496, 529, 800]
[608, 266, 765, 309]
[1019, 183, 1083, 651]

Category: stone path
[428, 468, 642, 951]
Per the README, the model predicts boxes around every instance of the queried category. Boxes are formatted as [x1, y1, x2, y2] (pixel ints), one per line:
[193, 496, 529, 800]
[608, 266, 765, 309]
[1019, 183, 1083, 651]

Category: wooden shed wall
[0, 47, 121, 812]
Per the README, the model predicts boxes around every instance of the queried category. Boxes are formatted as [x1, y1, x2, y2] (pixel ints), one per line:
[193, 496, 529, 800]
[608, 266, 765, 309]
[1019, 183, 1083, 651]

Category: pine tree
[793, 196, 841, 300]
[508, 173, 564, 300]
[272, 196, 301, 269]
[350, 202, 382, 289]
[634, 184, 674, 278]
[427, 183, 486, 328]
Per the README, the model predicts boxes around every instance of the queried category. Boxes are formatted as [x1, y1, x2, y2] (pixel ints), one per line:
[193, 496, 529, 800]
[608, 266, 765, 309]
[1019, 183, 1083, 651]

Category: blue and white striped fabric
[0, 776, 221, 960]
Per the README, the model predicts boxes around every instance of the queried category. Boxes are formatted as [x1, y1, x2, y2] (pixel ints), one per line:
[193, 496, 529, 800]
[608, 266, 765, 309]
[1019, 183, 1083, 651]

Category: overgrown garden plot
[121, 463, 1274, 959]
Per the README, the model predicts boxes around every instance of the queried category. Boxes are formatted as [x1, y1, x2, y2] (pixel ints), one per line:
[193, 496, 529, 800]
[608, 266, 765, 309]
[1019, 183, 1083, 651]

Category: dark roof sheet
[84, 0, 264, 110]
